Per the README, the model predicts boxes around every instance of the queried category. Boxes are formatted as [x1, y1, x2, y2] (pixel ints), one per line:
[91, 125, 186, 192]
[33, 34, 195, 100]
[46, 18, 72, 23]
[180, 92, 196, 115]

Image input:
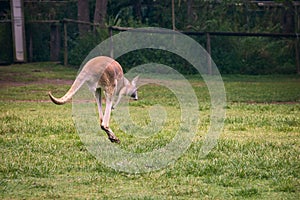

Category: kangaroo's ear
[132, 75, 139, 86]
[123, 77, 130, 86]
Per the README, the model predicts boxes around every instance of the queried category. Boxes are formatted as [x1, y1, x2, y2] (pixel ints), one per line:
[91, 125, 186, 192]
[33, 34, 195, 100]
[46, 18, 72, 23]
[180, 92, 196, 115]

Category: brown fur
[49, 56, 138, 143]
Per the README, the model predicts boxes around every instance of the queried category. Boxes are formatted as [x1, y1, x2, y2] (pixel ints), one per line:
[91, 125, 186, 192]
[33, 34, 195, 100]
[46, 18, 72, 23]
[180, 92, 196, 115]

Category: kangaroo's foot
[101, 125, 120, 144]
[108, 135, 120, 143]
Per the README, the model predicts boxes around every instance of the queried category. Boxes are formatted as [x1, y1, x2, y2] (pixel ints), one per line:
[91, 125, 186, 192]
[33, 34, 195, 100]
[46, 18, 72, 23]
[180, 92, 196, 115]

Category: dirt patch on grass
[0, 79, 73, 88]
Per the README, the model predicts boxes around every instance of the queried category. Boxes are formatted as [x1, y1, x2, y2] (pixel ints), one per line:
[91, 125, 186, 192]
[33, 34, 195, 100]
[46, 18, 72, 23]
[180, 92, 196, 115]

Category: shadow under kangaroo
[49, 56, 139, 143]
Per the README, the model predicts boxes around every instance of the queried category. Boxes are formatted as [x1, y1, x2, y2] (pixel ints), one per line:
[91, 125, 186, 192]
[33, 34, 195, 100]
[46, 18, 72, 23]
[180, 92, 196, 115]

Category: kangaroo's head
[124, 75, 139, 101]
[113, 75, 139, 110]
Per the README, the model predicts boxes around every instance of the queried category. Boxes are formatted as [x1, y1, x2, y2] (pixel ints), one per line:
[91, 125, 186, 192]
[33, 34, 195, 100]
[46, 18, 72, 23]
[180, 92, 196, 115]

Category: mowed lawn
[0, 63, 299, 199]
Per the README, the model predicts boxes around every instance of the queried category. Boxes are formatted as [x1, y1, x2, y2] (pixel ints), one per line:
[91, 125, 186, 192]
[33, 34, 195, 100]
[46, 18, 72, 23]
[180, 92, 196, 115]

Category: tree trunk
[172, 0, 176, 30]
[132, 0, 142, 21]
[78, 0, 90, 35]
[94, 0, 108, 28]
[50, 24, 61, 61]
[282, 0, 294, 33]
[187, 0, 194, 23]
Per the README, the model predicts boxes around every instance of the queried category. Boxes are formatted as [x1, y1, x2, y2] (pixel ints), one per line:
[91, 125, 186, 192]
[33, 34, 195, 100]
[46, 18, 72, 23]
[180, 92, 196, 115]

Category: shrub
[0, 23, 13, 63]
[68, 28, 109, 67]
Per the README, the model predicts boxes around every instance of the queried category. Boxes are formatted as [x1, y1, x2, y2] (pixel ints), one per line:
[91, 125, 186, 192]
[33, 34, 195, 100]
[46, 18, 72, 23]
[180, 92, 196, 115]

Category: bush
[211, 36, 296, 74]
[0, 23, 13, 63]
[117, 49, 196, 74]
[68, 29, 109, 67]
[67, 29, 296, 75]
[26, 24, 51, 62]
[211, 36, 243, 74]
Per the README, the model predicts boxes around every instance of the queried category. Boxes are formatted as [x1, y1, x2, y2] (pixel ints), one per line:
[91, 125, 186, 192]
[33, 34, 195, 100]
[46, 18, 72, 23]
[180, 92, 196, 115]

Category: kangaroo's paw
[108, 136, 120, 143]
[101, 125, 120, 144]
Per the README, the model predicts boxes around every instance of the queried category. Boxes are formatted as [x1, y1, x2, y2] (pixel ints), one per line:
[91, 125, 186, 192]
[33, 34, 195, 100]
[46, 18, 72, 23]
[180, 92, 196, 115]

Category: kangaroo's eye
[131, 93, 136, 98]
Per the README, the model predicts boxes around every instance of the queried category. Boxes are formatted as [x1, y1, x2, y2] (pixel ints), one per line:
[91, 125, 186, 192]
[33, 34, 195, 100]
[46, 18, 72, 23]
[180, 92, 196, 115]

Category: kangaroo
[49, 56, 139, 143]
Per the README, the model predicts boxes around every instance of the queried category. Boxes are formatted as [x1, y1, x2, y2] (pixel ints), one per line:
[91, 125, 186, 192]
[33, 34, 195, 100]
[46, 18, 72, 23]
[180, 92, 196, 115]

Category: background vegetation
[0, 0, 299, 74]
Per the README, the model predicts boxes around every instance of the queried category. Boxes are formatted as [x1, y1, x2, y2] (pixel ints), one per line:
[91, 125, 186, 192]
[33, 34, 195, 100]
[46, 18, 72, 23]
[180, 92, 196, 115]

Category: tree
[132, 0, 142, 22]
[187, 0, 194, 24]
[281, 0, 295, 33]
[78, 0, 90, 35]
[94, 0, 108, 28]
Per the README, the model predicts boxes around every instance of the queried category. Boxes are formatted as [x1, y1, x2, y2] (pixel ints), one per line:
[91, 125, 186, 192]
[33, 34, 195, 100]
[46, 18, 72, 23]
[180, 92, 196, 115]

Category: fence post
[296, 35, 300, 75]
[50, 23, 61, 61]
[109, 27, 114, 58]
[63, 20, 68, 66]
[11, 0, 27, 62]
[28, 24, 33, 62]
[206, 32, 212, 75]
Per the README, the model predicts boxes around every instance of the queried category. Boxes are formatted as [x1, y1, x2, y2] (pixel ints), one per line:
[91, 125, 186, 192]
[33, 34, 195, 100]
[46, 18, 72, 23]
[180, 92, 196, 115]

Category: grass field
[0, 63, 299, 199]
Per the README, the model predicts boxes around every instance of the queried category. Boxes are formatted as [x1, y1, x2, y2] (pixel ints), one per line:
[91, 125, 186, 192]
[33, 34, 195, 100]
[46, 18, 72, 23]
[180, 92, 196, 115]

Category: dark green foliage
[210, 36, 243, 74]
[68, 29, 109, 67]
[0, 0, 298, 74]
[0, 23, 13, 64]
[212, 36, 296, 74]
[117, 49, 197, 74]
[26, 24, 51, 62]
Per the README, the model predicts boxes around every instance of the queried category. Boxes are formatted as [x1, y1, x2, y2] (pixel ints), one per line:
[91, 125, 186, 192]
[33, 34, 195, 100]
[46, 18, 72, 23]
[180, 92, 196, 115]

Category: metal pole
[10, 0, 26, 62]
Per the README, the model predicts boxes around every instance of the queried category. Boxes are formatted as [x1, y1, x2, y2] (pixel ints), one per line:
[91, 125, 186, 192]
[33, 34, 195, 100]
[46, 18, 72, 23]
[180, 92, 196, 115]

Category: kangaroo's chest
[97, 62, 124, 94]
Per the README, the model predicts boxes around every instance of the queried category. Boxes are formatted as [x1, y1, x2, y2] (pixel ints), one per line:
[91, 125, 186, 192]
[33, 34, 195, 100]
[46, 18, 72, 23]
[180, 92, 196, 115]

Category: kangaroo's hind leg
[101, 92, 120, 143]
[95, 88, 103, 124]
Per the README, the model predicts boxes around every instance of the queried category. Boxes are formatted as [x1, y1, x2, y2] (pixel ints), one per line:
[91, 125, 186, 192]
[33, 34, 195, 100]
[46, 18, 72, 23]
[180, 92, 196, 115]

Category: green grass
[217, 74, 299, 103]
[0, 63, 299, 199]
[0, 62, 76, 101]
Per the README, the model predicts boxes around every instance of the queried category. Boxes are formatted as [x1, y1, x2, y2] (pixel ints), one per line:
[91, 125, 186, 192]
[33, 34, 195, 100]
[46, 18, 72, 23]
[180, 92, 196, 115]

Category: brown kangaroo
[49, 56, 139, 143]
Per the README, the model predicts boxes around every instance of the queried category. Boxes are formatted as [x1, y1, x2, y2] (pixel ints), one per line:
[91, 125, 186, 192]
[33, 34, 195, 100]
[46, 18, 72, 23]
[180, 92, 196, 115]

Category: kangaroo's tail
[49, 71, 88, 105]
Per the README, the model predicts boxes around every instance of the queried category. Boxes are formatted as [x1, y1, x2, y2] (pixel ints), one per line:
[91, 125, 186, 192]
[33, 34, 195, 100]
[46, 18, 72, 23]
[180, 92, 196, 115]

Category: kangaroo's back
[49, 56, 123, 104]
